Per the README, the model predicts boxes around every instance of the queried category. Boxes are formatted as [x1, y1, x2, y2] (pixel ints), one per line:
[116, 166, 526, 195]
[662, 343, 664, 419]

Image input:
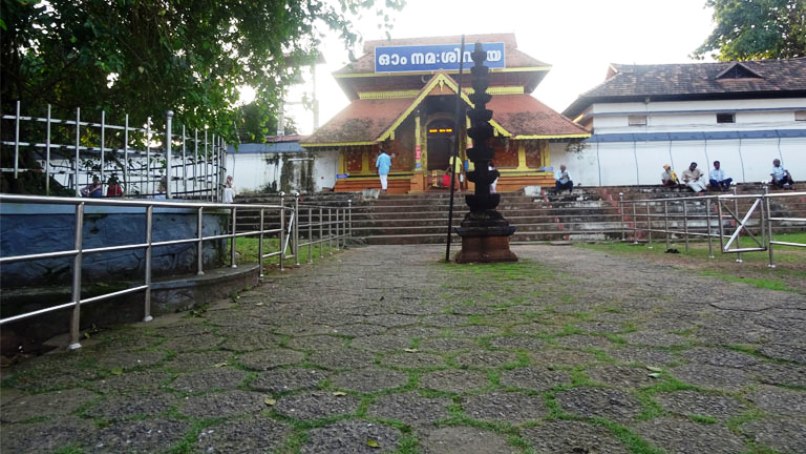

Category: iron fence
[618, 188, 806, 268]
[1, 102, 226, 200]
[0, 193, 352, 350]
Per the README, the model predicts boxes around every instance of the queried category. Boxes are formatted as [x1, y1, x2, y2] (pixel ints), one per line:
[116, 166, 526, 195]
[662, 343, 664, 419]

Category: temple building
[302, 33, 589, 193]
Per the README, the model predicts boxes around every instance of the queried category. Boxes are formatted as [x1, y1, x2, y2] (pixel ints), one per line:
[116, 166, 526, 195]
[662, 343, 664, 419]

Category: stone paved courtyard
[1, 244, 805, 453]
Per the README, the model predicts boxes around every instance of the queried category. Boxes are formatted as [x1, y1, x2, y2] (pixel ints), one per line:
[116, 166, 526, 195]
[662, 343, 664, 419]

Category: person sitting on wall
[554, 164, 573, 193]
[770, 158, 795, 190]
[81, 175, 103, 198]
[681, 162, 707, 193]
[661, 164, 680, 188]
[708, 160, 733, 192]
[106, 174, 124, 197]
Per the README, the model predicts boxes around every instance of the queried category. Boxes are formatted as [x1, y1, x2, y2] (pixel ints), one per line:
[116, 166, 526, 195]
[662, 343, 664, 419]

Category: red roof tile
[303, 98, 414, 145]
[489, 95, 590, 137]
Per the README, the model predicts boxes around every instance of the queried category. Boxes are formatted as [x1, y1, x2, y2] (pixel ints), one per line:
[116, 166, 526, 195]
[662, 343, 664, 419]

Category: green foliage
[694, 0, 806, 60]
[1, 0, 405, 140]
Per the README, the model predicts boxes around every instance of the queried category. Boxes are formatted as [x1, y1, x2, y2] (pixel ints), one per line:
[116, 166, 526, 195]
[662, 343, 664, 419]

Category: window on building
[796, 111, 806, 121]
[628, 115, 647, 126]
[716, 113, 735, 124]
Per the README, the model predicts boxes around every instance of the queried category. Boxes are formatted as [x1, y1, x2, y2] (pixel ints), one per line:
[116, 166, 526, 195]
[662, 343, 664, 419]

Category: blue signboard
[375, 42, 506, 73]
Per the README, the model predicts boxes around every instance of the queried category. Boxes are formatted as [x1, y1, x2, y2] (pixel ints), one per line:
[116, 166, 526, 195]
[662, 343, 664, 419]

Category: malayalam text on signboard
[375, 43, 506, 73]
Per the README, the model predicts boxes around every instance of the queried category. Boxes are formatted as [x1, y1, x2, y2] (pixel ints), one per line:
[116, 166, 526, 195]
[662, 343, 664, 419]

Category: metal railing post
[645, 201, 653, 248]
[619, 193, 626, 242]
[717, 196, 725, 252]
[166, 111, 173, 199]
[46, 105, 52, 195]
[74, 108, 81, 196]
[196, 207, 205, 275]
[683, 199, 690, 252]
[14, 100, 20, 179]
[328, 208, 333, 254]
[279, 192, 285, 271]
[348, 199, 353, 241]
[144, 205, 154, 322]
[294, 193, 301, 267]
[733, 187, 742, 263]
[100, 110, 106, 188]
[68, 203, 85, 350]
[705, 197, 714, 259]
[230, 206, 237, 268]
[146, 117, 152, 195]
[335, 207, 341, 251]
[259, 208, 265, 278]
[663, 200, 669, 250]
[182, 125, 188, 196]
[319, 206, 324, 259]
[632, 201, 638, 244]
[308, 207, 313, 264]
[764, 185, 775, 268]
[124, 115, 130, 195]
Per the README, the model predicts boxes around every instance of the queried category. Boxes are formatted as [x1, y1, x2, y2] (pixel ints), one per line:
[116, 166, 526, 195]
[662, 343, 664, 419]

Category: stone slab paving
[1, 244, 805, 453]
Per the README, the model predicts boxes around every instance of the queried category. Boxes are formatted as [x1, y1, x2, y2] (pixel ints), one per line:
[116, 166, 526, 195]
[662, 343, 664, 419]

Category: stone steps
[234, 184, 805, 244]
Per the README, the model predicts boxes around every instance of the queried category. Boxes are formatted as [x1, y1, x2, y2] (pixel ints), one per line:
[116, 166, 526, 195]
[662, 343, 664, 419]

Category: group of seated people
[80, 174, 124, 198]
[661, 159, 795, 192]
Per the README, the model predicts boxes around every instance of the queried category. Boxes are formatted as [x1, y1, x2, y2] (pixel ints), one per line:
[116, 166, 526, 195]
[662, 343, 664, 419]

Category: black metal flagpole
[445, 35, 466, 262]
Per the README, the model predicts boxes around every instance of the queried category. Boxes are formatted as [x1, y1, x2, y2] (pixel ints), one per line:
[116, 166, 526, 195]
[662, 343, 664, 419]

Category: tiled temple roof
[564, 58, 806, 118]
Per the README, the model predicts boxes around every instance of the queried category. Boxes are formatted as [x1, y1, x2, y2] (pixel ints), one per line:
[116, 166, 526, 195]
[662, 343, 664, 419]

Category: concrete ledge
[1, 265, 261, 354]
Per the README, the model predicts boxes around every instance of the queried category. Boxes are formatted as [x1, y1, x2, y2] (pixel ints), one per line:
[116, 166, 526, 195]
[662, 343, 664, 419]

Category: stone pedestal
[454, 210, 518, 263]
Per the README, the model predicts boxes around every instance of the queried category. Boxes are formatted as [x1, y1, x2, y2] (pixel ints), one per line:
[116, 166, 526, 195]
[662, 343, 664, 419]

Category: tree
[693, 0, 806, 61]
[1, 0, 405, 140]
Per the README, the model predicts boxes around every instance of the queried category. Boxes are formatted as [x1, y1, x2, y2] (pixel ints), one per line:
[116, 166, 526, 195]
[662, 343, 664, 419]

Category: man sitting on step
[554, 164, 573, 193]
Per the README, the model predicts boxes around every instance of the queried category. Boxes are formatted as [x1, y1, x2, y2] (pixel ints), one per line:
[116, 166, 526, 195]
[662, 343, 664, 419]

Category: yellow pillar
[362, 147, 370, 174]
[516, 142, 528, 171]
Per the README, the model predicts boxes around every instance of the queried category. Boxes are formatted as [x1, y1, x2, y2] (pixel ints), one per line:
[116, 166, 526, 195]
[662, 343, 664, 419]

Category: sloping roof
[563, 58, 806, 118]
[489, 95, 589, 139]
[336, 33, 549, 75]
[302, 98, 413, 146]
[304, 77, 588, 147]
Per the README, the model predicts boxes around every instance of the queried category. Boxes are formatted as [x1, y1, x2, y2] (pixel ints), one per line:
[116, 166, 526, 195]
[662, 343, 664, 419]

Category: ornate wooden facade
[303, 34, 589, 193]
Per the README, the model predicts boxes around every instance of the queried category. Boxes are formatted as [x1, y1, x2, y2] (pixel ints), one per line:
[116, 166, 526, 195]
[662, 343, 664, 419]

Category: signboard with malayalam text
[374, 42, 506, 73]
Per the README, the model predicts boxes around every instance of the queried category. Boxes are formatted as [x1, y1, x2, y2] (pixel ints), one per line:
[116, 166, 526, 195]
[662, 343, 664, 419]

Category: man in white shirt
[708, 160, 733, 191]
[681, 162, 707, 193]
[555, 164, 573, 193]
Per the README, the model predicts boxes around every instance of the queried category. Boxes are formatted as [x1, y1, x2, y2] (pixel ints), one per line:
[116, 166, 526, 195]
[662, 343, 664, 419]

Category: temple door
[426, 119, 455, 172]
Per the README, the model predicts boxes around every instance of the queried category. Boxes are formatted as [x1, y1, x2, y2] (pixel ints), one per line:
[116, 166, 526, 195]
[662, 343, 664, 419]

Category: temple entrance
[426, 119, 455, 171]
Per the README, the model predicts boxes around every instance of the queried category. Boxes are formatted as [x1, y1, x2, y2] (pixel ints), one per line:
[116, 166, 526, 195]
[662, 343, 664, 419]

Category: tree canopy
[693, 0, 806, 61]
[1, 0, 404, 140]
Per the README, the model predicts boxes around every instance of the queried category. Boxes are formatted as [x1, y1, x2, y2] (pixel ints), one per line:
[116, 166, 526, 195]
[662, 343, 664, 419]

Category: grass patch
[577, 232, 806, 294]
[230, 237, 337, 270]
[590, 417, 664, 454]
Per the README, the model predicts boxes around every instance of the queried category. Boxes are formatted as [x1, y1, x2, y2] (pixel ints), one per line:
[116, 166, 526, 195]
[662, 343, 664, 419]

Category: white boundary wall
[552, 98, 806, 187]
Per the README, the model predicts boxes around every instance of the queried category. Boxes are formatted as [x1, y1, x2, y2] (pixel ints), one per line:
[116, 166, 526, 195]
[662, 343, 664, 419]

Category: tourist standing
[376, 147, 392, 192]
[223, 175, 236, 203]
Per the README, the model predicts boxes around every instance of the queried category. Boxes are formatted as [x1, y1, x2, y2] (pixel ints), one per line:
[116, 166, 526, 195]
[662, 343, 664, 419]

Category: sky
[285, 0, 716, 135]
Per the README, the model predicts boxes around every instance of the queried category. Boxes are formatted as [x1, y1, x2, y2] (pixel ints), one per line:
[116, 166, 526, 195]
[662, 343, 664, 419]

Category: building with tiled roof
[303, 33, 589, 193]
[561, 59, 806, 186]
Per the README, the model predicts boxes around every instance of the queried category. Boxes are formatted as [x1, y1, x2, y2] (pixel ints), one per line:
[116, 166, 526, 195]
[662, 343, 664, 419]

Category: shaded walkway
[1, 245, 804, 453]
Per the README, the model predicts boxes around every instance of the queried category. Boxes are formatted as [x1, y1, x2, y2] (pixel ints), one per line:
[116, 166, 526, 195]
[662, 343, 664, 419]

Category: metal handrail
[618, 190, 806, 268]
[0, 193, 352, 349]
